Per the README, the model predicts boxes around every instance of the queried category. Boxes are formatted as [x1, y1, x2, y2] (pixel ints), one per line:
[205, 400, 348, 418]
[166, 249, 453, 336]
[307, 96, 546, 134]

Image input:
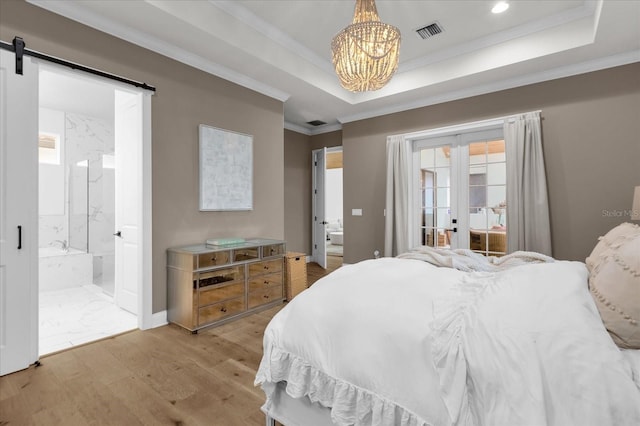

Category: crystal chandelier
[331, 0, 401, 92]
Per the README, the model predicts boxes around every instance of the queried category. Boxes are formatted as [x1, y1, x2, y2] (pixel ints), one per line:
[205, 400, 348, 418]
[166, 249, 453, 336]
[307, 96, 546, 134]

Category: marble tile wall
[65, 112, 115, 256]
[39, 110, 115, 290]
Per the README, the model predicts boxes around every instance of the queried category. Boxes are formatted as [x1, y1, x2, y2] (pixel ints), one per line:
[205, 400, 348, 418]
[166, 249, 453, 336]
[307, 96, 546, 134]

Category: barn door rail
[0, 36, 156, 92]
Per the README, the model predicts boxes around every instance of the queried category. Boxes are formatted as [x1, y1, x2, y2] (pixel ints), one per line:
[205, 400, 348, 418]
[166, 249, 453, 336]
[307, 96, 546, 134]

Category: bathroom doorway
[37, 67, 138, 355]
[311, 146, 343, 269]
[325, 149, 343, 258]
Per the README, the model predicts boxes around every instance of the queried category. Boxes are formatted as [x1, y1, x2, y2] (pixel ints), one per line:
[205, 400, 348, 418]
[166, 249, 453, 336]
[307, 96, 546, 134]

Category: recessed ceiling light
[492, 1, 509, 14]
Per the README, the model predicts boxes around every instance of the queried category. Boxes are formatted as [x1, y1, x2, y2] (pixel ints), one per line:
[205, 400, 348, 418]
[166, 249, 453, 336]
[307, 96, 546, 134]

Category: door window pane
[487, 163, 506, 185]
[418, 145, 452, 249]
[468, 140, 506, 256]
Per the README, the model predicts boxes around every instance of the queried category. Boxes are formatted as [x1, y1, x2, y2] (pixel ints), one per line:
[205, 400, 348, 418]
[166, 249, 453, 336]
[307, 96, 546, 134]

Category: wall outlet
[352, 208, 362, 216]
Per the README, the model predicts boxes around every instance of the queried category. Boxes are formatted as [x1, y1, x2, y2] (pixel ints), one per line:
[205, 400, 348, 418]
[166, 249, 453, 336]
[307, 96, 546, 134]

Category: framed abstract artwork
[199, 124, 253, 211]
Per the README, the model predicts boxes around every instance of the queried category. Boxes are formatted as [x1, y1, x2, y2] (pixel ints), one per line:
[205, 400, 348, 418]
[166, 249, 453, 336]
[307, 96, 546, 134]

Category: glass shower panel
[68, 160, 89, 252]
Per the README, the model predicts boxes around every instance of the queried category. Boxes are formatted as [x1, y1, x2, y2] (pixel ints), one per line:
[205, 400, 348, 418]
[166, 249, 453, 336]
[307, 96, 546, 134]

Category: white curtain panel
[384, 135, 412, 257]
[504, 112, 553, 256]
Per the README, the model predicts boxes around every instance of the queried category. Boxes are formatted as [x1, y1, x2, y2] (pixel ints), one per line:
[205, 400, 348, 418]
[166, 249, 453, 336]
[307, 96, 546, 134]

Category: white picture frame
[199, 124, 253, 211]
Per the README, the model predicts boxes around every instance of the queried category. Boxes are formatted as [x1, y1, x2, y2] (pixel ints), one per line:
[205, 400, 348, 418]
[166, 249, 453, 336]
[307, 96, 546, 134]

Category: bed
[255, 225, 640, 426]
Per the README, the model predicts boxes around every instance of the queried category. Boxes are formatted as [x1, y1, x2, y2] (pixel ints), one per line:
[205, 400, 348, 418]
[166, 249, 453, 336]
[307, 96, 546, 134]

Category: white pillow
[587, 223, 640, 349]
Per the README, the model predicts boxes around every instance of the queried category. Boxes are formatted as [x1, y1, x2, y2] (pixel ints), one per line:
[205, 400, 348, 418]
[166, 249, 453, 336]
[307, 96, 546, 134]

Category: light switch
[352, 208, 363, 216]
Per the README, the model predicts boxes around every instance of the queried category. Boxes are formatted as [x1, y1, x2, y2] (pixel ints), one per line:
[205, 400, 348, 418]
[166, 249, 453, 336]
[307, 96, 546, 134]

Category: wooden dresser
[167, 239, 285, 332]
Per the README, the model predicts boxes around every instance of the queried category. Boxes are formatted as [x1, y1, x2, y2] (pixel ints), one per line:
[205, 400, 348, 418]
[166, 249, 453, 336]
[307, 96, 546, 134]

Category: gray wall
[339, 63, 640, 263]
[284, 130, 311, 254]
[1, 0, 285, 313]
[284, 129, 342, 255]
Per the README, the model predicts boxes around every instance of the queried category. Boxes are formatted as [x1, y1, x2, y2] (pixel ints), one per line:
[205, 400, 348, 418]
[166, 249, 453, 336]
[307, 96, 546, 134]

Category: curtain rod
[0, 36, 156, 92]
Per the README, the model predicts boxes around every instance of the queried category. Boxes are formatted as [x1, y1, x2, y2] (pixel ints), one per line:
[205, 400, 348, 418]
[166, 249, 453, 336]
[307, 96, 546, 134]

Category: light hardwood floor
[0, 257, 341, 426]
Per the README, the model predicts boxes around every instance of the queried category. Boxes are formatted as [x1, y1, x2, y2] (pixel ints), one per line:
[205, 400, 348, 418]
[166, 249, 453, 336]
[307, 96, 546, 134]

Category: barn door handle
[17, 225, 22, 249]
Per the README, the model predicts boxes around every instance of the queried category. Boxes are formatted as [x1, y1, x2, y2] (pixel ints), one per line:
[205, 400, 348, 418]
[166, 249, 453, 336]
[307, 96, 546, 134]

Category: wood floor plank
[0, 259, 342, 425]
[106, 375, 195, 426]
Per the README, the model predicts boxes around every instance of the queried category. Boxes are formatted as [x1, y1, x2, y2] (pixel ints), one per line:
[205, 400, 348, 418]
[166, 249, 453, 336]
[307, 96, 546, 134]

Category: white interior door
[114, 89, 142, 315]
[0, 50, 40, 375]
[312, 148, 327, 268]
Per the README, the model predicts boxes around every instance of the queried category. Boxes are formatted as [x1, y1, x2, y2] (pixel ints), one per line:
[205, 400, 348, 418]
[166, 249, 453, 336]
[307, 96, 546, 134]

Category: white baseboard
[152, 310, 168, 328]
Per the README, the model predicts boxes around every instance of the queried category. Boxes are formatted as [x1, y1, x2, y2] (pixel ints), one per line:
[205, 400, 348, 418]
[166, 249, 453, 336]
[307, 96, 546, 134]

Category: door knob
[114, 231, 122, 237]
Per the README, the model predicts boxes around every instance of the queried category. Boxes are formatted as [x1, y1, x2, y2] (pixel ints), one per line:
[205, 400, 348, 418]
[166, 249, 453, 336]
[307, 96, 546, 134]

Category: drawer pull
[220, 306, 227, 313]
[263, 294, 269, 299]
[264, 280, 269, 285]
[264, 266, 269, 270]
[211, 256, 217, 261]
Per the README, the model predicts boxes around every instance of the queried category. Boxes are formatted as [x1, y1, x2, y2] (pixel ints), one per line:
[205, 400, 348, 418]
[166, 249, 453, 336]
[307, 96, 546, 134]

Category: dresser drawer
[232, 247, 259, 262]
[199, 282, 244, 307]
[197, 266, 244, 288]
[248, 272, 283, 292]
[248, 259, 283, 277]
[248, 285, 283, 309]
[198, 297, 245, 326]
[262, 243, 285, 258]
[198, 250, 230, 269]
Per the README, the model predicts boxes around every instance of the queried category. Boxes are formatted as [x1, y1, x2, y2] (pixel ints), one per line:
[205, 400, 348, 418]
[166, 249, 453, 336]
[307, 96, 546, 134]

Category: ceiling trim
[27, 0, 291, 102]
[338, 50, 640, 124]
[284, 121, 343, 136]
[210, 0, 335, 75]
[284, 121, 312, 136]
[400, 0, 598, 72]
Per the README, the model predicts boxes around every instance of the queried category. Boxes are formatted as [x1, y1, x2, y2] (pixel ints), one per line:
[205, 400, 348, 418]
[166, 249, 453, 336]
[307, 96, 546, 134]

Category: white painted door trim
[139, 91, 153, 330]
[311, 148, 327, 269]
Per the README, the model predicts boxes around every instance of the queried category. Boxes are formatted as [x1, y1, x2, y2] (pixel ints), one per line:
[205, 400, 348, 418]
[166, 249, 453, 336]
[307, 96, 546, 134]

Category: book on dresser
[166, 238, 285, 332]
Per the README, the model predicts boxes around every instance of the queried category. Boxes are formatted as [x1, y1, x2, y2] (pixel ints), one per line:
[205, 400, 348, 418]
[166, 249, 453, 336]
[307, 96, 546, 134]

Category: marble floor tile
[39, 285, 137, 356]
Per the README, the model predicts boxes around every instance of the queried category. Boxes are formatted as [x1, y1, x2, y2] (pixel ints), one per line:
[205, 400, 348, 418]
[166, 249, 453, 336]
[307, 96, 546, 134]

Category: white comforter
[255, 258, 640, 426]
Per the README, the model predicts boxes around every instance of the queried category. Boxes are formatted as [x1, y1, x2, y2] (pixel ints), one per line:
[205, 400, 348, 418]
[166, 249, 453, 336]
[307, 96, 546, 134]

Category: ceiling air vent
[415, 22, 444, 40]
[307, 120, 327, 126]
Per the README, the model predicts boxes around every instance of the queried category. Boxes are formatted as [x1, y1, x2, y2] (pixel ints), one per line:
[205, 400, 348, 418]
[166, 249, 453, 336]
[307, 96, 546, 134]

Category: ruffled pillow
[587, 223, 640, 349]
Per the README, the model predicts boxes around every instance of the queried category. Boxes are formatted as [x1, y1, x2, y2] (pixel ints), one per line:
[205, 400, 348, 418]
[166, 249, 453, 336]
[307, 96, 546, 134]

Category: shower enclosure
[39, 109, 116, 296]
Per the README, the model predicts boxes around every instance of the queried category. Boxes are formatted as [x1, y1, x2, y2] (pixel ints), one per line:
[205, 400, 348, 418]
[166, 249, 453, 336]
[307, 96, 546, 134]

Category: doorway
[0, 45, 153, 376]
[325, 150, 343, 258]
[37, 67, 142, 355]
[311, 147, 343, 269]
[411, 127, 508, 256]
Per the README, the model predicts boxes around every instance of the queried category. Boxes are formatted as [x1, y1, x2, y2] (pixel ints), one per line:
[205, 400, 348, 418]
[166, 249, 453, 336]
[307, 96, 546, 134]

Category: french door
[412, 127, 508, 256]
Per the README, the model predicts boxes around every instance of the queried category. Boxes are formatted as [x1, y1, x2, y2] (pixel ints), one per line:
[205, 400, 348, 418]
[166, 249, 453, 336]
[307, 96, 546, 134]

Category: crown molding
[284, 122, 311, 136]
[27, 0, 291, 102]
[338, 50, 640, 124]
[209, 0, 335, 75]
[284, 121, 343, 136]
[400, 0, 599, 73]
